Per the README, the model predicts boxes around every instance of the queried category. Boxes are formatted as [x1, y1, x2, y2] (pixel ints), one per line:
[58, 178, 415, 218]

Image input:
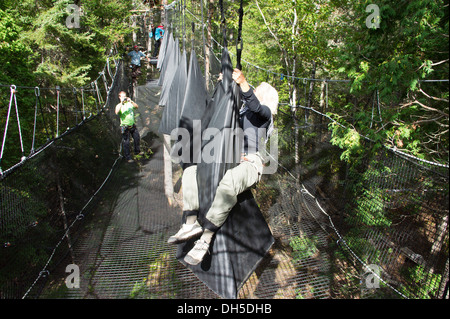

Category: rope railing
[288, 103, 450, 169]
[0, 51, 120, 178]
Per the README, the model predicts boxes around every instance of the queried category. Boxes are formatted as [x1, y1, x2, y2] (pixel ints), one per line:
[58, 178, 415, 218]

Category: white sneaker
[167, 221, 202, 244]
[184, 239, 210, 265]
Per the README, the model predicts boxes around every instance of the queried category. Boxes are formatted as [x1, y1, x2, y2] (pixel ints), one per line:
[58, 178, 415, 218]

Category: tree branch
[418, 88, 449, 103]
[255, 0, 289, 70]
[411, 115, 445, 126]
[400, 100, 449, 117]
[431, 59, 449, 67]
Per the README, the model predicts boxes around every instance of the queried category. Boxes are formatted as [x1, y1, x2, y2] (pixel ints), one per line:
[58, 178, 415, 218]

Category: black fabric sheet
[158, 32, 178, 92]
[209, 50, 222, 78]
[159, 36, 180, 107]
[174, 48, 209, 169]
[176, 48, 274, 299]
[158, 49, 187, 135]
[157, 28, 170, 70]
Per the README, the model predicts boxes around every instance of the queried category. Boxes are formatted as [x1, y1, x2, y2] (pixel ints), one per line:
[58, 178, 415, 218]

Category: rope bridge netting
[1, 1, 449, 299]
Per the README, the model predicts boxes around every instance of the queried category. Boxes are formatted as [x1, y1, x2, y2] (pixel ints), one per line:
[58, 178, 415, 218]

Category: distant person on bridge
[149, 24, 164, 58]
[127, 45, 149, 78]
[115, 91, 141, 163]
[168, 69, 279, 266]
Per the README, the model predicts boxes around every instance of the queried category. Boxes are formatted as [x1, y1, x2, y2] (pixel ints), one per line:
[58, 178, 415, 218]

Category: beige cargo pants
[182, 153, 263, 229]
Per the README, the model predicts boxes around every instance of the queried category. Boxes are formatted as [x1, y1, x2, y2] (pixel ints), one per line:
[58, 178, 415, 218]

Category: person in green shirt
[115, 91, 141, 162]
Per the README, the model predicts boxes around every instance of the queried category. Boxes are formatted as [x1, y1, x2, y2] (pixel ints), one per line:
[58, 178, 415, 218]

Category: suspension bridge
[1, 1, 448, 300]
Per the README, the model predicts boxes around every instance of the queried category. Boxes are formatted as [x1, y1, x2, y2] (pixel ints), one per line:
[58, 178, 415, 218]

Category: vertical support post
[81, 88, 85, 120]
[56, 86, 60, 137]
[163, 134, 175, 206]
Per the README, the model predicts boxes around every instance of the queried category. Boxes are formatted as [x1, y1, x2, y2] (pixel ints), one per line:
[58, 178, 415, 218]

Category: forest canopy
[1, 0, 136, 88]
[229, 0, 449, 164]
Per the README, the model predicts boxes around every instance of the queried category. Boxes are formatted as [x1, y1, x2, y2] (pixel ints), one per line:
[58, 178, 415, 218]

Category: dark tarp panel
[157, 31, 171, 85]
[158, 49, 188, 135]
[204, 50, 222, 96]
[209, 50, 222, 79]
[158, 32, 177, 89]
[157, 28, 170, 70]
[173, 48, 209, 169]
[159, 36, 180, 107]
[176, 48, 274, 299]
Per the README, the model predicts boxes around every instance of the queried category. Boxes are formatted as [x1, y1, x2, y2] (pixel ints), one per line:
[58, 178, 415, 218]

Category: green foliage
[328, 116, 363, 162]
[330, 0, 449, 163]
[22, 0, 134, 87]
[353, 187, 392, 228]
[290, 235, 319, 261]
[240, 0, 336, 78]
[1, 0, 135, 171]
[0, 8, 36, 85]
[400, 265, 442, 299]
[1, 0, 134, 88]
[344, 156, 395, 231]
[227, 0, 447, 164]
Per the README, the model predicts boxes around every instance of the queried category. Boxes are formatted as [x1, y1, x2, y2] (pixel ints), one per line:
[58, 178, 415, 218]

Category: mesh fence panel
[253, 112, 449, 299]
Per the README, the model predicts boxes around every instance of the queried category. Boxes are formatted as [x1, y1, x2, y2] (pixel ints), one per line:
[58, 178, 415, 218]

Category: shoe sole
[184, 254, 202, 266]
[167, 227, 202, 244]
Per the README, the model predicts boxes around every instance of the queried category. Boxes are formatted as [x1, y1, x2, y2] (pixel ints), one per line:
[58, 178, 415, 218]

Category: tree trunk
[307, 60, 316, 108]
[204, 0, 214, 91]
[163, 134, 175, 206]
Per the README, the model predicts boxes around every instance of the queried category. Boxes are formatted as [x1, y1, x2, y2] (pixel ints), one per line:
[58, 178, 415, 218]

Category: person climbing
[168, 69, 279, 266]
[127, 45, 149, 78]
[115, 91, 142, 163]
[150, 24, 164, 58]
